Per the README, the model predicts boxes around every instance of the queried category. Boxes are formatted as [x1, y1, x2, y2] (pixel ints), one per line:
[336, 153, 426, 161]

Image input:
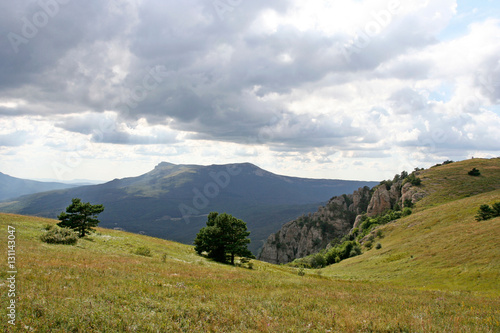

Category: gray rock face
[259, 178, 428, 265]
[366, 185, 392, 217]
[401, 182, 427, 206]
[258, 187, 371, 264]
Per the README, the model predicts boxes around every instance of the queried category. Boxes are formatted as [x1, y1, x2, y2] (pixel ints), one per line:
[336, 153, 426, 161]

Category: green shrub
[325, 248, 339, 265]
[468, 168, 481, 176]
[403, 173, 422, 186]
[238, 257, 254, 269]
[349, 244, 362, 257]
[492, 202, 500, 216]
[298, 267, 305, 276]
[310, 253, 327, 268]
[40, 227, 78, 245]
[402, 207, 412, 217]
[404, 199, 413, 208]
[375, 243, 382, 250]
[475, 202, 500, 221]
[134, 246, 152, 257]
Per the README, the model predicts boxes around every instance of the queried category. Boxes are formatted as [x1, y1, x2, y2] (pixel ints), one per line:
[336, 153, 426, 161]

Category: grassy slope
[323, 158, 500, 295]
[0, 158, 498, 332]
[416, 158, 500, 208]
[0, 213, 498, 332]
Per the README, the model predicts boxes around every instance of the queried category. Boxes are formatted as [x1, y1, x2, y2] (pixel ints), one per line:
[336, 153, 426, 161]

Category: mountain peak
[155, 161, 176, 168]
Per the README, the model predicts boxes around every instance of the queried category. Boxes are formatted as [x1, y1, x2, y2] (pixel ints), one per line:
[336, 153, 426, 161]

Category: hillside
[322, 190, 500, 293]
[0, 162, 377, 255]
[260, 158, 500, 264]
[1, 213, 498, 332]
[0, 172, 74, 202]
[319, 158, 500, 293]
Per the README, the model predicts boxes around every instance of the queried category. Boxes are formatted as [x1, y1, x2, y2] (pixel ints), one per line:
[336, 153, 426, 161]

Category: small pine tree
[476, 202, 500, 221]
[468, 168, 481, 176]
[475, 204, 494, 221]
[57, 198, 104, 237]
[492, 202, 500, 217]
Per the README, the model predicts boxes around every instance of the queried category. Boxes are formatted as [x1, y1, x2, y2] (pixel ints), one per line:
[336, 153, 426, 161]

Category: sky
[0, 0, 499, 182]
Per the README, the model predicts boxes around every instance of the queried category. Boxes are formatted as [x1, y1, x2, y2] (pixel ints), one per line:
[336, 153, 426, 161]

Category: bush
[134, 246, 152, 257]
[403, 173, 421, 186]
[298, 267, 305, 276]
[349, 245, 362, 257]
[310, 253, 327, 268]
[40, 227, 78, 245]
[476, 202, 500, 221]
[492, 202, 500, 216]
[238, 257, 254, 269]
[402, 207, 412, 217]
[404, 199, 413, 208]
[468, 168, 481, 176]
[375, 243, 382, 250]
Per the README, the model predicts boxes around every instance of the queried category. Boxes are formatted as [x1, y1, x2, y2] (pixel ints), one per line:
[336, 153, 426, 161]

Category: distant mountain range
[0, 162, 377, 254]
[0, 172, 76, 201]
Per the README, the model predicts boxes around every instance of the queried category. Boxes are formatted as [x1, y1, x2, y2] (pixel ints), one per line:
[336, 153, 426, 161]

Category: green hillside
[0, 214, 498, 331]
[416, 158, 500, 208]
[322, 158, 500, 294]
[0, 158, 499, 332]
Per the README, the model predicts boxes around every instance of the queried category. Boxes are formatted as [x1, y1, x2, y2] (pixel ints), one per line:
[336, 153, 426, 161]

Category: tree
[475, 202, 500, 221]
[468, 168, 481, 176]
[475, 204, 494, 221]
[57, 198, 105, 237]
[194, 212, 254, 264]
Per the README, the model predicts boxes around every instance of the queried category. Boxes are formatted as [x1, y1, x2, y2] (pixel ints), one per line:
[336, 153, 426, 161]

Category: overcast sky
[1, 0, 499, 182]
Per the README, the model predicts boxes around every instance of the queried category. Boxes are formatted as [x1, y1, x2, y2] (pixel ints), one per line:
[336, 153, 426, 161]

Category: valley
[0, 158, 499, 331]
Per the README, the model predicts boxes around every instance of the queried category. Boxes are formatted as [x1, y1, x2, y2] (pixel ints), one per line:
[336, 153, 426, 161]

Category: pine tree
[57, 198, 105, 237]
[194, 212, 254, 264]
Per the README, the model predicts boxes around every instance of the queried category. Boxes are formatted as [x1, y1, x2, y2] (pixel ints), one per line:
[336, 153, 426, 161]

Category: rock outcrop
[259, 173, 429, 264]
[401, 182, 427, 206]
[258, 187, 371, 264]
[366, 185, 393, 217]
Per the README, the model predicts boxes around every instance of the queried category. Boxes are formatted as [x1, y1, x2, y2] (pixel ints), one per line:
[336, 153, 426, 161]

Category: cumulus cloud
[0, 131, 31, 147]
[0, 0, 499, 180]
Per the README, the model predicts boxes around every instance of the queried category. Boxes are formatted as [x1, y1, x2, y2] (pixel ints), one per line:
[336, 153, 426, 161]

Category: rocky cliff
[259, 172, 427, 264]
[258, 187, 372, 264]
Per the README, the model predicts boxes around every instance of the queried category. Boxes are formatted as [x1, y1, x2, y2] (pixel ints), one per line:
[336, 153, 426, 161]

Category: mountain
[0, 162, 377, 254]
[258, 158, 500, 264]
[0, 172, 75, 202]
[1, 156, 498, 331]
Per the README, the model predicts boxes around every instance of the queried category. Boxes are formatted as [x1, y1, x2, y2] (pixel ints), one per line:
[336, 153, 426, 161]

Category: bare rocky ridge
[259, 179, 427, 264]
[258, 187, 372, 264]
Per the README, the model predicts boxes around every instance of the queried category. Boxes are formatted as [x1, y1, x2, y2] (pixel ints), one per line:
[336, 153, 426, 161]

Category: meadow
[0, 158, 499, 332]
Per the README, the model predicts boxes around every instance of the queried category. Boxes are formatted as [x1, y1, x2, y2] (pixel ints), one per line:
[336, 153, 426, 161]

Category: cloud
[56, 112, 179, 145]
[0, 0, 499, 181]
[0, 130, 31, 147]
